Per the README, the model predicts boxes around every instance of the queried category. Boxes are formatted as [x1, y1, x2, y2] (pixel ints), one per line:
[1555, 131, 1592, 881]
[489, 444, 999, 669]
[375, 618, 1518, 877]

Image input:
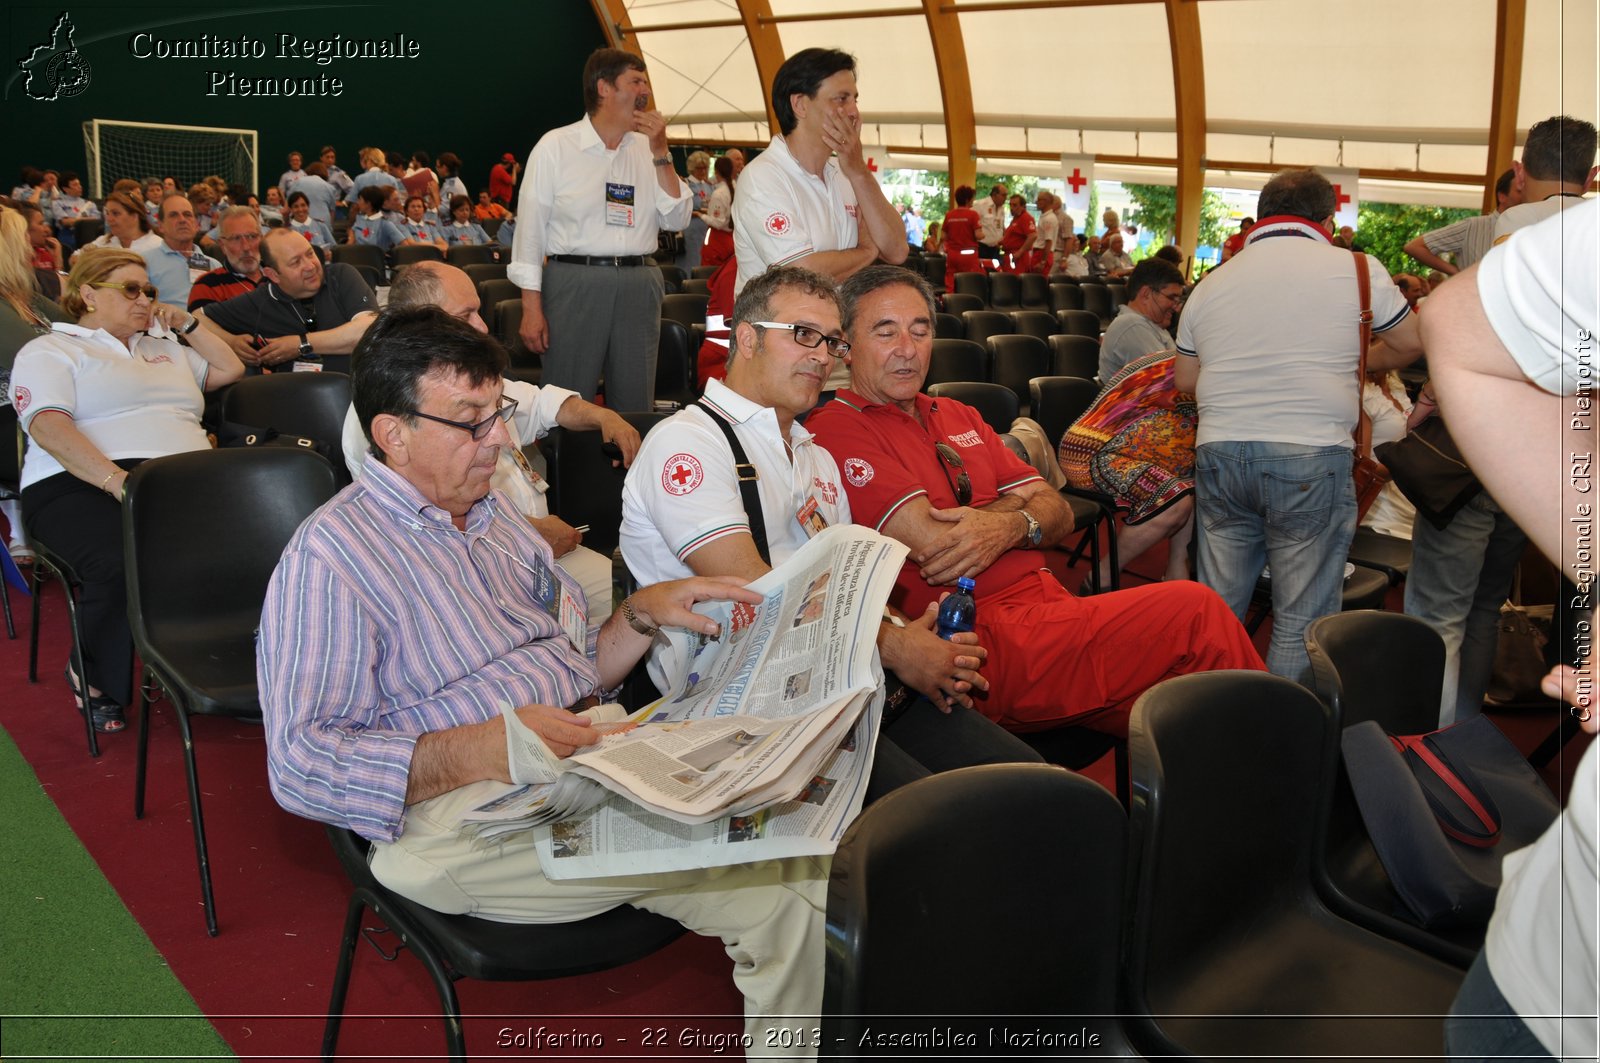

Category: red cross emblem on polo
[662, 453, 703, 495]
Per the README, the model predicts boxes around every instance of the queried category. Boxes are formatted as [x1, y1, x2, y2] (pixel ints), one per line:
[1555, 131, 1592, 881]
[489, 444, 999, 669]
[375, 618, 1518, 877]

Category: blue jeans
[1445, 952, 1553, 1061]
[1195, 441, 1357, 683]
[1404, 492, 1527, 726]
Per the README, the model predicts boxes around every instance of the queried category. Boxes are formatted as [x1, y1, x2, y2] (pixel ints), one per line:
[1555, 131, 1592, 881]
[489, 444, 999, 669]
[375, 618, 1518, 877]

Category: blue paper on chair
[2, 549, 31, 594]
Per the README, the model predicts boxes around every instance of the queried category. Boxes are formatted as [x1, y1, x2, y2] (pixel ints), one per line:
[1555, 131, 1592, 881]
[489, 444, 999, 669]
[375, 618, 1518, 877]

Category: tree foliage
[1123, 183, 1234, 251]
[1353, 201, 1479, 276]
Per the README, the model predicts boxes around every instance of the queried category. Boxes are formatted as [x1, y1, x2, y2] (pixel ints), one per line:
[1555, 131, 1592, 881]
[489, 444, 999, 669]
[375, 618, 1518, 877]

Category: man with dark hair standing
[1494, 114, 1597, 239]
[1098, 256, 1183, 382]
[510, 47, 690, 413]
[733, 47, 908, 391]
[1402, 168, 1521, 277]
[1174, 168, 1424, 683]
[260, 307, 824, 1054]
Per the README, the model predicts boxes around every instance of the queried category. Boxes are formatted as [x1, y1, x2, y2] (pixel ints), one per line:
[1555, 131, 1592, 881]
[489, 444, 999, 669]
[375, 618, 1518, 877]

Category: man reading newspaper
[259, 306, 826, 1054]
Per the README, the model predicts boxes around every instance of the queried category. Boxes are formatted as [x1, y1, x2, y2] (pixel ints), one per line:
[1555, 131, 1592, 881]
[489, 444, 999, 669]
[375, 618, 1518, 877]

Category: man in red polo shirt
[807, 265, 1264, 735]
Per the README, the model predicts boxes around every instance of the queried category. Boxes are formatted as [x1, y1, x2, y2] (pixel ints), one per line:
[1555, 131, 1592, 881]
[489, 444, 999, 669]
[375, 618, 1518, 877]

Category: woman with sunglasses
[7, 248, 244, 734]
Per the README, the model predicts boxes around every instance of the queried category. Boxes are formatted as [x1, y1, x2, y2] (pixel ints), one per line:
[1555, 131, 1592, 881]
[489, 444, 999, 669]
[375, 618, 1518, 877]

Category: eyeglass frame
[750, 321, 851, 359]
[934, 441, 973, 507]
[86, 280, 159, 301]
[409, 396, 519, 441]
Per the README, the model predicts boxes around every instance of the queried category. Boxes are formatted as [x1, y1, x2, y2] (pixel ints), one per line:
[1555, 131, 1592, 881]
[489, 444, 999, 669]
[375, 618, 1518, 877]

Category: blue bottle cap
[956, 576, 976, 591]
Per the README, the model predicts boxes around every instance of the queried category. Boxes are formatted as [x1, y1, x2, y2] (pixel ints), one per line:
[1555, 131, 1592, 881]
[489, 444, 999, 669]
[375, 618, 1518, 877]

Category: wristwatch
[298, 335, 313, 357]
[180, 316, 200, 335]
[1020, 508, 1042, 548]
[621, 596, 659, 637]
[652, 156, 675, 167]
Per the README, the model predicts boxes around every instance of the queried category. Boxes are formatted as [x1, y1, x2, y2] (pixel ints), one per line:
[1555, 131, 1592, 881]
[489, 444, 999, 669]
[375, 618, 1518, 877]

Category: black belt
[550, 254, 649, 267]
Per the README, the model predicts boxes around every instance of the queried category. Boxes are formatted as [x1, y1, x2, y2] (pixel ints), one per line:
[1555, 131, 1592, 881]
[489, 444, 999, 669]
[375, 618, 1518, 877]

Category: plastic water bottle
[936, 577, 978, 640]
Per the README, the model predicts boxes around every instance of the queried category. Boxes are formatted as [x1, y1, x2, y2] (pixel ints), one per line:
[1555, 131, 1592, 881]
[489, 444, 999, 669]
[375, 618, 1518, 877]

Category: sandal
[65, 664, 126, 734]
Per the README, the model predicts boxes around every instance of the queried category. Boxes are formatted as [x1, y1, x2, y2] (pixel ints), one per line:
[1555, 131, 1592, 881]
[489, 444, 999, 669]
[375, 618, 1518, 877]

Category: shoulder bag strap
[1353, 250, 1376, 461]
[691, 400, 771, 567]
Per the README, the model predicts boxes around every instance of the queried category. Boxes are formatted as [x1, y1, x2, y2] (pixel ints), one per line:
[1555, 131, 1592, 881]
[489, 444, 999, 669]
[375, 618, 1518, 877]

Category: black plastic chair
[27, 535, 103, 756]
[1, 404, 21, 640]
[221, 372, 354, 485]
[926, 338, 988, 387]
[940, 291, 984, 317]
[461, 262, 508, 291]
[321, 824, 685, 1063]
[348, 263, 382, 295]
[660, 292, 709, 331]
[926, 381, 1017, 435]
[72, 218, 105, 247]
[1304, 611, 1481, 966]
[961, 309, 1013, 349]
[1048, 333, 1101, 381]
[1244, 564, 1391, 636]
[1017, 271, 1051, 311]
[1029, 376, 1121, 593]
[1105, 281, 1128, 315]
[689, 264, 720, 280]
[822, 765, 1142, 1056]
[477, 277, 521, 312]
[1008, 309, 1057, 341]
[987, 271, 1021, 311]
[656, 263, 687, 293]
[542, 412, 669, 558]
[331, 243, 387, 277]
[986, 334, 1049, 410]
[391, 245, 444, 269]
[681, 278, 710, 296]
[1348, 525, 1413, 584]
[655, 320, 697, 409]
[951, 271, 988, 306]
[1055, 307, 1100, 338]
[445, 244, 496, 268]
[1124, 671, 1465, 1060]
[1080, 283, 1113, 329]
[124, 448, 339, 935]
[933, 311, 964, 340]
[1050, 282, 1086, 313]
[920, 253, 946, 288]
[490, 299, 540, 384]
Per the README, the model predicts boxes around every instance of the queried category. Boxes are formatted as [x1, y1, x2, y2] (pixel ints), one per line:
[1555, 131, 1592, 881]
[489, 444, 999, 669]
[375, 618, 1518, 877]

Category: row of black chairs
[321, 613, 1474, 1060]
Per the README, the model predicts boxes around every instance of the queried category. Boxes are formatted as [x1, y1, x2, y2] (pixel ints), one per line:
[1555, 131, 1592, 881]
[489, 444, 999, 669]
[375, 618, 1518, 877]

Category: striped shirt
[259, 458, 595, 842]
[1419, 212, 1498, 270]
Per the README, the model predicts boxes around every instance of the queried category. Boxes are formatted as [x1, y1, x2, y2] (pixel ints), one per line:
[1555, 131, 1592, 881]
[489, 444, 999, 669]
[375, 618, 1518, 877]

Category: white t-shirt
[1176, 218, 1412, 448]
[1478, 195, 1595, 397]
[1358, 379, 1416, 540]
[9, 322, 211, 489]
[620, 378, 851, 691]
[975, 196, 1005, 247]
[731, 135, 859, 296]
[1036, 210, 1059, 255]
[1485, 737, 1598, 1061]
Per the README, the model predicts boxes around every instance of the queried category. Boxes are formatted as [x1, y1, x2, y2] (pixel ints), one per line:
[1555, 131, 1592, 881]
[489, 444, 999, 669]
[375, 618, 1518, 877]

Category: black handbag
[1342, 715, 1559, 927]
[1374, 415, 1482, 530]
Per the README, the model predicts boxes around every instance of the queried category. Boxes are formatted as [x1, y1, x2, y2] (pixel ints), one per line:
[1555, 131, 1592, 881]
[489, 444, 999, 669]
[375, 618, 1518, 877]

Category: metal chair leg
[134, 666, 153, 818]
[173, 703, 219, 936]
[27, 562, 42, 681]
[321, 893, 367, 1061]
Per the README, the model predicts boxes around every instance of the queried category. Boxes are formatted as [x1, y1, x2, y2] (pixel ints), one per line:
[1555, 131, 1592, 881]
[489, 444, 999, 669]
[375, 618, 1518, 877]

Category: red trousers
[970, 572, 1266, 735]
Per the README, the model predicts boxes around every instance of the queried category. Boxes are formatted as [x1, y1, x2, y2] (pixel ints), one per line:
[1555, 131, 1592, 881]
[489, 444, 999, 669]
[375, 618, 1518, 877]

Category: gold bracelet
[99, 470, 117, 494]
[621, 596, 659, 637]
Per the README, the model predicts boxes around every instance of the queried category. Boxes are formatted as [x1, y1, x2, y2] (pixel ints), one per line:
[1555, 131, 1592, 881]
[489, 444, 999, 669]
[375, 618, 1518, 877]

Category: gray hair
[838, 265, 936, 335]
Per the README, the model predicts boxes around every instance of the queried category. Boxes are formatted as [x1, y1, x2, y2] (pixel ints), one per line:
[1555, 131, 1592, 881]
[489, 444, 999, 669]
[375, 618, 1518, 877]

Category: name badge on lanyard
[796, 496, 829, 537]
[605, 182, 636, 227]
[525, 548, 589, 652]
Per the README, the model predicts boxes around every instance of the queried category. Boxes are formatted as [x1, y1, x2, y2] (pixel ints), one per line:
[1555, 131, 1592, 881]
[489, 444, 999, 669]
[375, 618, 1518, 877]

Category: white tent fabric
[617, 0, 1597, 206]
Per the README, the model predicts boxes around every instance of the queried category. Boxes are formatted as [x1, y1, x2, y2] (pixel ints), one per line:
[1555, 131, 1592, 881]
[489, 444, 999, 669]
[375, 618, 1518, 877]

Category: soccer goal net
[81, 119, 258, 199]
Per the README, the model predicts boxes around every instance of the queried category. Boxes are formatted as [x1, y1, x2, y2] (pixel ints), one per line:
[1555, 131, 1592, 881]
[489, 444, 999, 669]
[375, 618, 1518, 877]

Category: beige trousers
[370, 782, 828, 1059]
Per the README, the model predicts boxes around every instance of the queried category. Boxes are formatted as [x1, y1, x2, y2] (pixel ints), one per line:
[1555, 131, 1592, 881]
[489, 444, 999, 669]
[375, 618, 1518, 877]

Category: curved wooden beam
[588, 0, 631, 49]
[924, 0, 977, 190]
[1166, 0, 1205, 258]
[735, 0, 788, 139]
[1484, 0, 1526, 211]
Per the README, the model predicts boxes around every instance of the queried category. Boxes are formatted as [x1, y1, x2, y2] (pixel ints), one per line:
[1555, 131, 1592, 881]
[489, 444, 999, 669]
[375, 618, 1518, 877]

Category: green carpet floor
[0, 725, 235, 1061]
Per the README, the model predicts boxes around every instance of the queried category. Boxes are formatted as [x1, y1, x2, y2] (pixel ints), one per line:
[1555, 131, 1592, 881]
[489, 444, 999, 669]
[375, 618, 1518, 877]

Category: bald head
[388, 260, 487, 333]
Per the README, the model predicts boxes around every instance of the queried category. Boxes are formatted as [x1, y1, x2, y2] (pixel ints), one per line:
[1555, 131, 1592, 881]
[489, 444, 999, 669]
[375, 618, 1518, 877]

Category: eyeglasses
[411, 397, 519, 441]
[220, 232, 261, 244]
[87, 281, 158, 300]
[751, 321, 851, 359]
[934, 442, 973, 506]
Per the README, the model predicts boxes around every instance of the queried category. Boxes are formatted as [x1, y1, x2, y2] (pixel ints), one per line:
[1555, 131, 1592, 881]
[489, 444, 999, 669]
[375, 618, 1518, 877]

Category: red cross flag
[860, 143, 890, 190]
[1321, 167, 1361, 240]
[1059, 154, 1095, 224]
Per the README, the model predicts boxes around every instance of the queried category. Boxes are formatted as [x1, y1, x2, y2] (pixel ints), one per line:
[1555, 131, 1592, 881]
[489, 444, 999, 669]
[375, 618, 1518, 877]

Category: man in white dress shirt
[510, 48, 691, 413]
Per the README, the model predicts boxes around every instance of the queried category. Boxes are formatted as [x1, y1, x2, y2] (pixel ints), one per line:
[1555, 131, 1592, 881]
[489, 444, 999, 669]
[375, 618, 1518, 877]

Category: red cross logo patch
[843, 457, 873, 487]
[662, 453, 704, 496]
[765, 212, 792, 236]
[13, 386, 29, 414]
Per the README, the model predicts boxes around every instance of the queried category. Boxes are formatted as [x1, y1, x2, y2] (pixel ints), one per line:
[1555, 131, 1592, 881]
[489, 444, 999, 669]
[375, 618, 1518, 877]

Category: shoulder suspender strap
[691, 400, 771, 567]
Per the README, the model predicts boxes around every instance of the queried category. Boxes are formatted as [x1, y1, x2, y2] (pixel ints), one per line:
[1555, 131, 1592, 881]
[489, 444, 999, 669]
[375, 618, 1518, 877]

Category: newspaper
[456, 523, 907, 878]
